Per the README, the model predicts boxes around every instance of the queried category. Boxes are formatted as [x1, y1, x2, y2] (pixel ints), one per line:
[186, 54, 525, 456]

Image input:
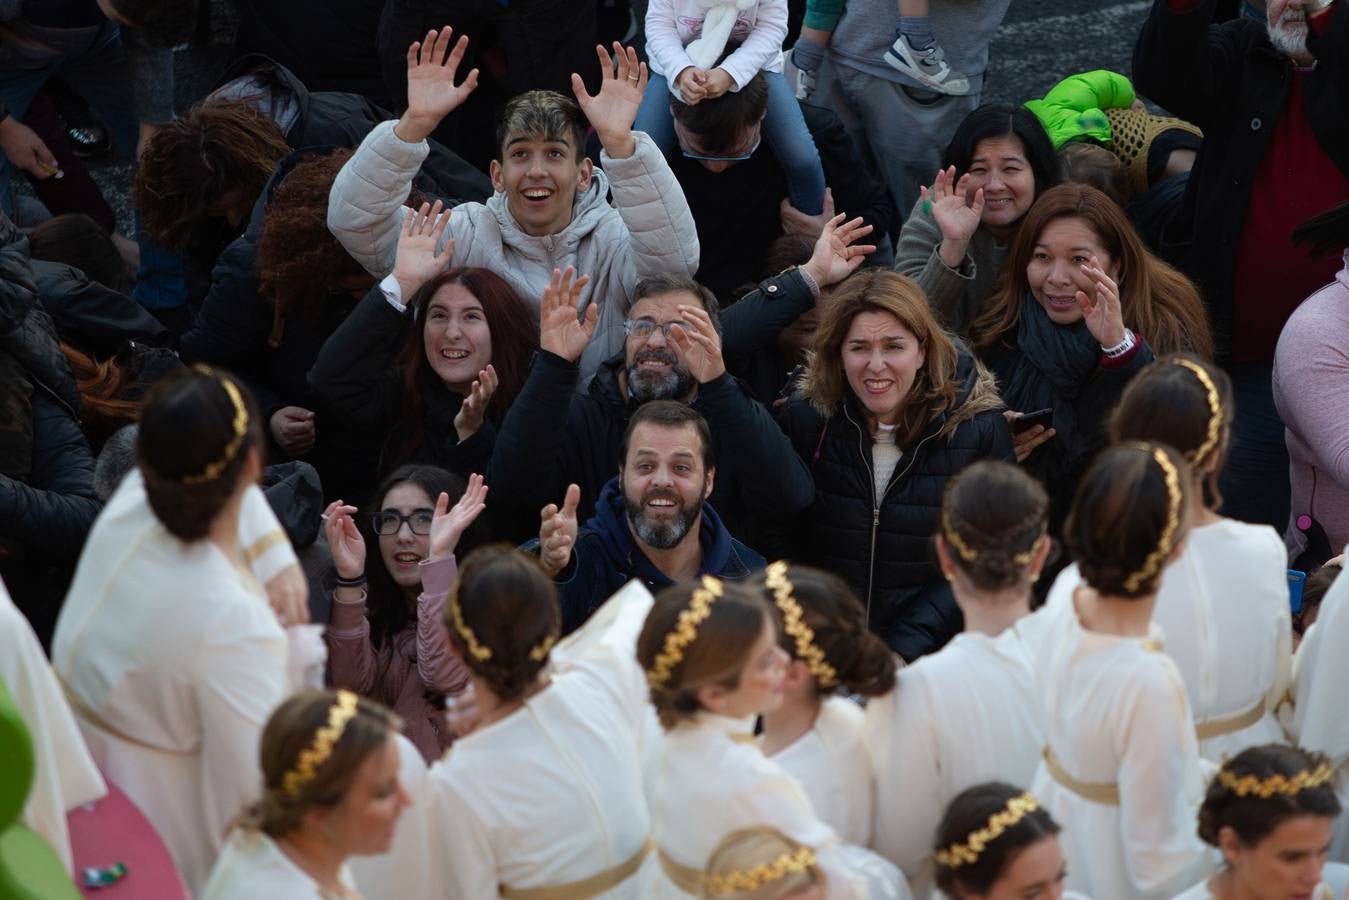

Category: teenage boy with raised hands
[328, 27, 701, 377]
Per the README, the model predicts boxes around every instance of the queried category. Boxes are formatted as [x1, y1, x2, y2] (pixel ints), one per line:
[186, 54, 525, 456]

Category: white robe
[768, 695, 875, 847]
[200, 829, 359, 899]
[1170, 860, 1349, 900]
[1288, 549, 1349, 862]
[0, 577, 106, 874]
[51, 471, 290, 892]
[867, 623, 1046, 899]
[1149, 520, 1291, 762]
[376, 580, 658, 899]
[648, 711, 907, 899]
[1031, 574, 1215, 900]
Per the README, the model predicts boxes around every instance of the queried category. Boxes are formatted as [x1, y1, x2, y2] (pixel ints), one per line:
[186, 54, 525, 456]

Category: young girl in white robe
[419, 547, 656, 899]
[202, 689, 409, 900]
[52, 368, 291, 893]
[1110, 355, 1291, 764]
[758, 562, 898, 848]
[1171, 745, 1341, 900]
[1031, 443, 1215, 899]
[866, 461, 1053, 899]
[637, 576, 906, 899]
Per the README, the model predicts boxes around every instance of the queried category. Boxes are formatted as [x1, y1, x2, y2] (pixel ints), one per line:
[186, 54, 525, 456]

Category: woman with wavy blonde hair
[777, 268, 1013, 662]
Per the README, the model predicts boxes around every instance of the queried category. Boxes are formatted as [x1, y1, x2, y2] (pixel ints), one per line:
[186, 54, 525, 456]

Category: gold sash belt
[657, 847, 705, 895]
[500, 836, 653, 900]
[1043, 746, 1120, 806]
[1195, 698, 1266, 741]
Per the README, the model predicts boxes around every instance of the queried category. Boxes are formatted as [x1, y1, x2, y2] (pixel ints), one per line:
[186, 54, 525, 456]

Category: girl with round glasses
[323, 464, 490, 762]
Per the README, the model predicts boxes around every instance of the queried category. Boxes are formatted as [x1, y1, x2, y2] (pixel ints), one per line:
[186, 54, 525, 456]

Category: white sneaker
[882, 35, 971, 95]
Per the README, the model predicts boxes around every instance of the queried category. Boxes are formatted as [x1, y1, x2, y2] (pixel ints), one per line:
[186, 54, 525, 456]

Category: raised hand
[1075, 256, 1126, 348]
[780, 187, 836, 239]
[453, 365, 498, 442]
[572, 42, 646, 159]
[802, 212, 877, 289]
[922, 166, 985, 268]
[323, 500, 367, 582]
[429, 473, 489, 561]
[394, 200, 453, 299]
[539, 483, 581, 576]
[671, 303, 726, 385]
[396, 27, 480, 143]
[539, 266, 596, 363]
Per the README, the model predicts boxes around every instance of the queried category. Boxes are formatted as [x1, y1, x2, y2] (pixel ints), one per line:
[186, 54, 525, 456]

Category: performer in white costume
[1289, 560, 1349, 862]
[932, 783, 1090, 900]
[638, 576, 906, 899]
[1031, 443, 1215, 900]
[422, 547, 655, 899]
[1110, 356, 1291, 763]
[1171, 745, 1342, 900]
[759, 562, 899, 848]
[52, 368, 291, 892]
[202, 689, 407, 899]
[867, 461, 1051, 899]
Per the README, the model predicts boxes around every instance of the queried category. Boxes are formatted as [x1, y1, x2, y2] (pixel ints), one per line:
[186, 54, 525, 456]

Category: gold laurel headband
[935, 792, 1039, 869]
[282, 690, 359, 798]
[1122, 445, 1183, 594]
[181, 365, 250, 486]
[706, 846, 817, 895]
[942, 511, 1046, 568]
[647, 575, 723, 689]
[1218, 761, 1334, 799]
[1172, 358, 1223, 466]
[448, 583, 555, 664]
[765, 561, 837, 688]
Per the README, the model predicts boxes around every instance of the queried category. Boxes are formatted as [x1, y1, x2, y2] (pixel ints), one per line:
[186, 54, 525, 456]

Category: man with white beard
[529, 401, 766, 633]
[1134, 0, 1349, 537]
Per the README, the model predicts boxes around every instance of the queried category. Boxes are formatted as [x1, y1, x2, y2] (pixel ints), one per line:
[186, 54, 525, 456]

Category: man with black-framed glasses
[488, 267, 814, 550]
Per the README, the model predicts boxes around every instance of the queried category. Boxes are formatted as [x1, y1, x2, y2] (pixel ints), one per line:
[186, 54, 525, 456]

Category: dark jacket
[32, 261, 169, 355]
[488, 348, 816, 548]
[1133, 0, 1349, 355]
[230, 1, 389, 105]
[0, 214, 100, 646]
[534, 477, 767, 634]
[722, 268, 818, 405]
[307, 283, 496, 486]
[672, 102, 895, 299]
[777, 351, 1013, 661]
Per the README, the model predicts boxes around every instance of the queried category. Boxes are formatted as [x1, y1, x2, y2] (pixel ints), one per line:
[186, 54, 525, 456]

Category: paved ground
[69, 0, 1154, 235]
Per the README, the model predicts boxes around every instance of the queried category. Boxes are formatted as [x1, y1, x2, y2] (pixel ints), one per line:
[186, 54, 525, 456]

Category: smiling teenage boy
[328, 27, 701, 377]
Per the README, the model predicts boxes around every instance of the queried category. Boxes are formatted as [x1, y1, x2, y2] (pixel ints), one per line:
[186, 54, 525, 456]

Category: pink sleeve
[719, 0, 789, 90]
[645, 0, 695, 86]
[416, 556, 472, 696]
[325, 591, 379, 694]
[1275, 297, 1349, 484]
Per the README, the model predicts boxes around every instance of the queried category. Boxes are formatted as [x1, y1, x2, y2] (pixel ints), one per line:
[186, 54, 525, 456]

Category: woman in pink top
[323, 466, 489, 762]
[1273, 201, 1349, 566]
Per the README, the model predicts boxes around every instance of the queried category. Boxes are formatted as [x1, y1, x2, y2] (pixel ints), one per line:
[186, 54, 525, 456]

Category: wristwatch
[1305, 0, 1335, 12]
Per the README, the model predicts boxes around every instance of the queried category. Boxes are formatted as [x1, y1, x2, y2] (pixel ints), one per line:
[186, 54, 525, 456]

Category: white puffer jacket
[327, 121, 700, 377]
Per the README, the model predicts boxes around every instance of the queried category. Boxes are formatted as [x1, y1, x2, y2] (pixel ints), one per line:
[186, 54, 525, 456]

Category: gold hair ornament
[1218, 761, 1334, 799]
[647, 576, 723, 689]
[765, 561, 837, 688]
[705, 846, 817, 895]
[943, 512, 1045, 569]
[181, 365, 249, 485]
[1122, 446, 1183, 594]
[282, 690, 359, 798]
[447, 584, 556, 664]
[1172, 358, 1223, 466]
[935, 792, 1040, 869]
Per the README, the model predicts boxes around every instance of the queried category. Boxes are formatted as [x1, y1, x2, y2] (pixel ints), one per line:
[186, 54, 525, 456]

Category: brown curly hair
[255, 148, 371, 347]
[135, 100, 290, 252]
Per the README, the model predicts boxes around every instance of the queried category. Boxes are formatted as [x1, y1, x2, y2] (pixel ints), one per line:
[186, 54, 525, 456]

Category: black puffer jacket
[777, 351, 1014, 661]
[0, 213, 100, 645]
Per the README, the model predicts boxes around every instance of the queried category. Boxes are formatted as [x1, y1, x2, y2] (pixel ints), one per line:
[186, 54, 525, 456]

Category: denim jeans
[0, 19, 184, 310]
[1218, 362, 1291, 530]
[635, 70, 826, 215]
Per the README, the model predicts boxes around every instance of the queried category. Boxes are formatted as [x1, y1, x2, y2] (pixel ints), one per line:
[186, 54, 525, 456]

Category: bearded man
[1134, 0, 1349, 531]
[528, 401, 766, 633]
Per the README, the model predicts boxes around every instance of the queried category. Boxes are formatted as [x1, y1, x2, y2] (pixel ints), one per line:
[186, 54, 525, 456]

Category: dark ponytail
[940, 461, 1049, 591]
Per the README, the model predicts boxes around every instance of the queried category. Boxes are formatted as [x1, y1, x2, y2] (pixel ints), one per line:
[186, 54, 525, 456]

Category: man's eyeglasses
[680, 134, 762, 163]
[623, 319, 691, 339]
[371, 510, 435, 536]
